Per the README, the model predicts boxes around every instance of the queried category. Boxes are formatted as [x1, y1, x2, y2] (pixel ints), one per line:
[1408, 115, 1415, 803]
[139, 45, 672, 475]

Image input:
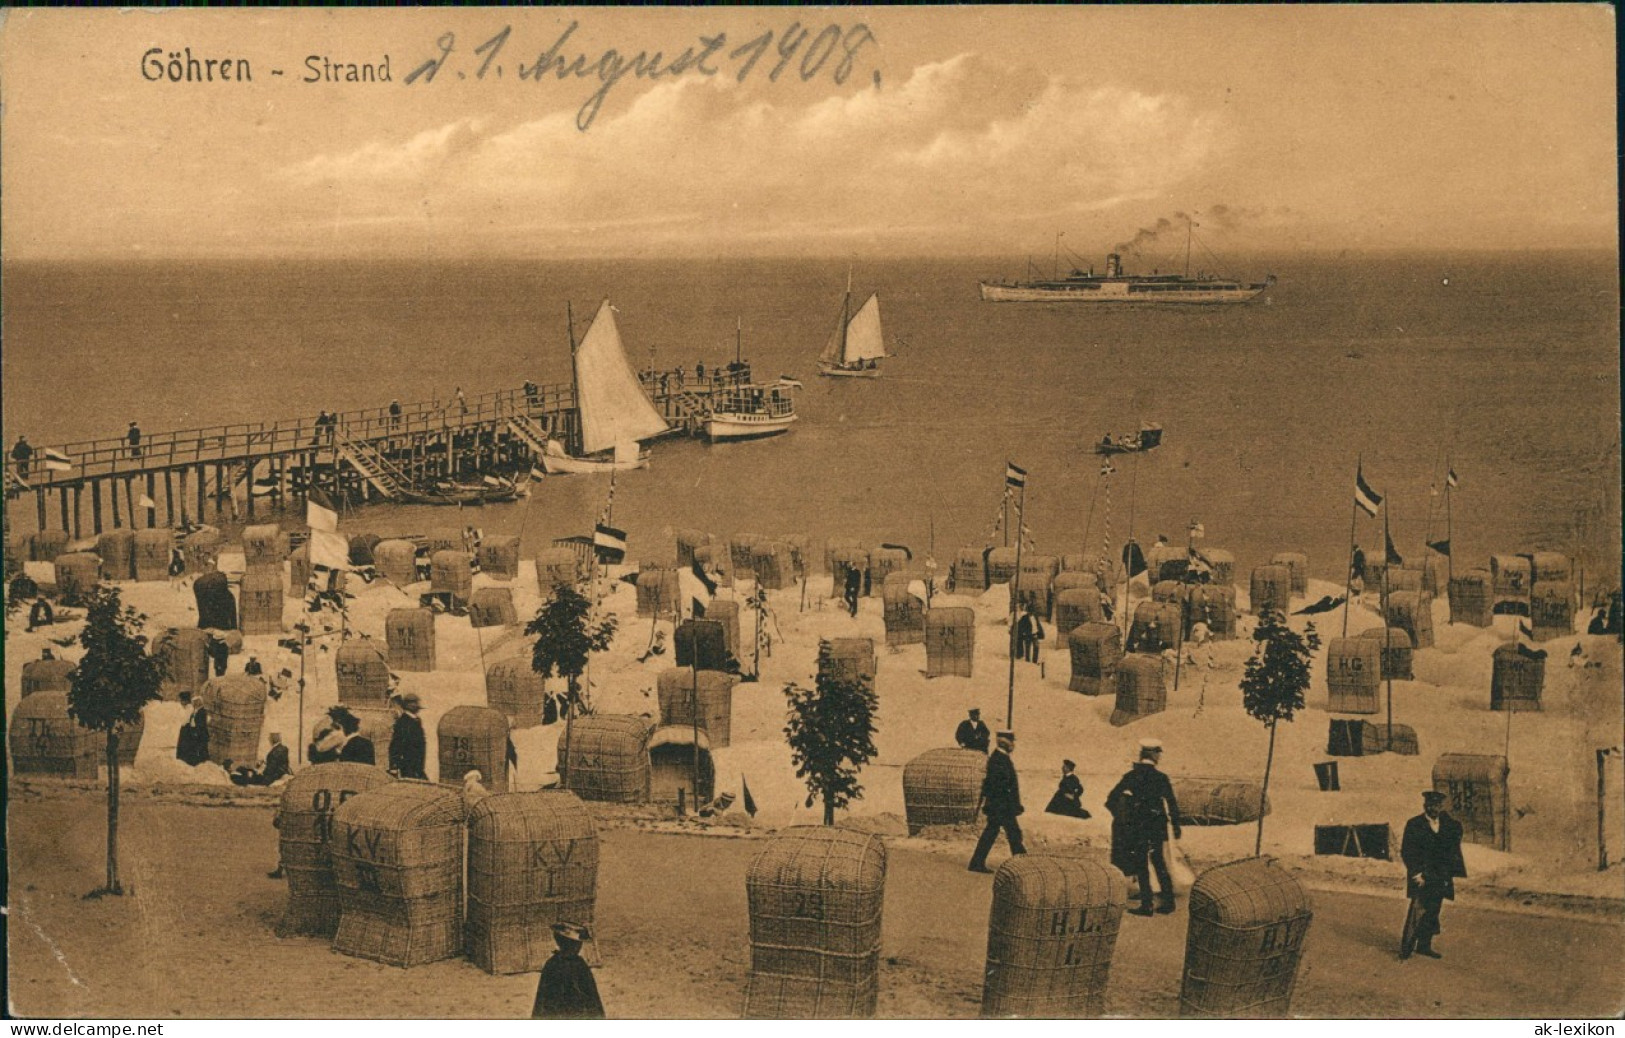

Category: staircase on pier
[506, 415, 552, 456]
[335, 436, 412, 501]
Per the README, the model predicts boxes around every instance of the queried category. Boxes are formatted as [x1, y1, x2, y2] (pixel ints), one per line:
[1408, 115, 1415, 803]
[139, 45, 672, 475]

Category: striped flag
[593, 523, 627, 564]
[307, 488, 339, 533]
[1354, 465, 1383, 518]
[1446, 467, 1460, 489]
[41, 448, 72, 472]
[1005, 461, 1027, 489]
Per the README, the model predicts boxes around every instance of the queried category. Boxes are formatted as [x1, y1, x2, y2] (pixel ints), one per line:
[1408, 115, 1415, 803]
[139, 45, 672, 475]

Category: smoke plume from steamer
[1113, 205, 1266, 253]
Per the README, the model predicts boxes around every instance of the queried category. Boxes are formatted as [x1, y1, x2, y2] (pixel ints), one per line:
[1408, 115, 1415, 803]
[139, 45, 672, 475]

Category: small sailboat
[704, 319, 800, 441]
[818, 274, 888, 378]
[542, 300, 670, 475]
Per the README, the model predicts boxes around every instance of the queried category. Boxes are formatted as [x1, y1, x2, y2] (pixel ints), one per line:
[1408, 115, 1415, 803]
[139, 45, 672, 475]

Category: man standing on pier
[126, 421, 142, 459]
[10, 435, 32, 479]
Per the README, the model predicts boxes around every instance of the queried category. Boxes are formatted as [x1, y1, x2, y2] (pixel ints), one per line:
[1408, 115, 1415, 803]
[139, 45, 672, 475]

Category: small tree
[68, 586, 165, 896]
[783, 649, 879, 825]
[527, 582, 617, 784]
[1241, 610, 1314, 855]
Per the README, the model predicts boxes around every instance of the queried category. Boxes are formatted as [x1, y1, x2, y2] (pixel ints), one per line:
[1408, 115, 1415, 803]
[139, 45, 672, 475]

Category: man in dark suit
[954, 708, 990, 753]
[968, 730, 1025, 873]
[1016, 607, 1045, 663]
[1400, 789, 1467, 959]
[1106, 739, 1182, 915]
[388, 692, 428, 779]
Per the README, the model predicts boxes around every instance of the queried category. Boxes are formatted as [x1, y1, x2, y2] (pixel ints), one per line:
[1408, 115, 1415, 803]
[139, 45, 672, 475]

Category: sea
[3, 251, 1620, 591]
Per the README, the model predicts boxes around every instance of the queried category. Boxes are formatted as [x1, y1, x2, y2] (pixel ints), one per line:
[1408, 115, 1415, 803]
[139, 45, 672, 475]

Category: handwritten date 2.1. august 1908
[403, 20, 879, 131]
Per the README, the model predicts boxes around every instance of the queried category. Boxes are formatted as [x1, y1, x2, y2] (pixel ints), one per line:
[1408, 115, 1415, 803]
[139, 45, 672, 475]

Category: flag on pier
[307, 488, 339, 533]
[1427, 538, 1452, 557]
[1005, 462, 1027, 490]
[1385, 528, 1404, 567]
[593, 523, 627, 564]
[1446, 467, 1460, 489]
[41, 448, 72, 473]
[1355, 465, 1383, 518]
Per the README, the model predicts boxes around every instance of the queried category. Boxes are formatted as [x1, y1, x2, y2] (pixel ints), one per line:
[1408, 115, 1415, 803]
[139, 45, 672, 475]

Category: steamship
[979, 251, 1275, 304]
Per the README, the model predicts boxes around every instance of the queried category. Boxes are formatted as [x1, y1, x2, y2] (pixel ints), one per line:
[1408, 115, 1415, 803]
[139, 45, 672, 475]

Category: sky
[1, 5, 1617, 260]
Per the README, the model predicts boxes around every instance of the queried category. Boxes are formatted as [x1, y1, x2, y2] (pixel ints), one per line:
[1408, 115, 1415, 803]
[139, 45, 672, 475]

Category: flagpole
[297, 625, 308, 766]
[1122, 450, 1140, 640]
[1343, 456, 1361, 637]
[1174, 523, 1192, 691]
[1384, 502, 1394, 743]
[1445, 457, 1455, 625]
[1006, 477, 1027, 729]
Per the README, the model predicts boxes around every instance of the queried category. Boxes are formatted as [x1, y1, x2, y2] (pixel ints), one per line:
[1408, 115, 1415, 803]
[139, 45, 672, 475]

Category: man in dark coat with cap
[968, 730, 1025, 873]
[532, 922, 604, 1019]
[1106, 739, 1182, 915]
[388, 692, 428, 779]
[955, 708, 990, 753]
[1400, 790, 1466, 959]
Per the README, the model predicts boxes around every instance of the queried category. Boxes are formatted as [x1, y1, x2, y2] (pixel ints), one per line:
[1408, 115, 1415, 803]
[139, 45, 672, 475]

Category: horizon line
[4, 243, 1619, 265]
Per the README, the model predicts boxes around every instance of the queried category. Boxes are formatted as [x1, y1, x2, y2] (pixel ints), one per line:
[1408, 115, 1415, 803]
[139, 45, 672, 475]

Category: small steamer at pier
[702, 379, 801, 442]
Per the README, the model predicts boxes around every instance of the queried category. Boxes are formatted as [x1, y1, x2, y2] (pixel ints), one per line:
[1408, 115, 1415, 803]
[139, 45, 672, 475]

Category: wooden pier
[5, 365, 749, 538]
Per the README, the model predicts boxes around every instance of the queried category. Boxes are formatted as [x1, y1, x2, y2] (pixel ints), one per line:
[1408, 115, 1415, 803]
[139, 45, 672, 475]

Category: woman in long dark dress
[532, 923, 604, 1019]
[1044, 759, 1090, 819]
[176, 699, 211, 766]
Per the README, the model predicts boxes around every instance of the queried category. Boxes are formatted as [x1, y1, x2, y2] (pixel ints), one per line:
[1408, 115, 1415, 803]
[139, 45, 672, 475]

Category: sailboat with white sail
[818, 275, 889, 378]
[542, 299, 671, 475]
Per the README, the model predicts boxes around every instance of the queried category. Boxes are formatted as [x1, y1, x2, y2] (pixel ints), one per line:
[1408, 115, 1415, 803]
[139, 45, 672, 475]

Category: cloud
[270, 54, 1230, 253]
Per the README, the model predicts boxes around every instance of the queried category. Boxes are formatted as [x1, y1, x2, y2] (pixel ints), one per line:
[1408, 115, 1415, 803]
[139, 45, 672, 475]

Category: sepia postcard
[3, 6, 1620, 1028]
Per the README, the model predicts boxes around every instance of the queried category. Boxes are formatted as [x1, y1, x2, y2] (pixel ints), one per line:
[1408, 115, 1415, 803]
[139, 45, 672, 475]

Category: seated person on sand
[230, 732, 292, 786]
[27, 597, 55, 632]
[1045, 759, 1091, 819]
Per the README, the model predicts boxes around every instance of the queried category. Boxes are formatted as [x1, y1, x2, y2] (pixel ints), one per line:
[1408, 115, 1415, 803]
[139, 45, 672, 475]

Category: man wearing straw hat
[531, 922, 604, 1019]
[1106, 739, 1182, 916]
[967, 730, 1025, 873]
[1399, 790, 1466, 960]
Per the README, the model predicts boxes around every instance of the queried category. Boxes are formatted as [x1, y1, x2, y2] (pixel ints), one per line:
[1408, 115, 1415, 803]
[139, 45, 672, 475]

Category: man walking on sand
[968, 730, 1025, 873]
[1400, 789, 1466, 960]
[1107, 739, 1182, 916]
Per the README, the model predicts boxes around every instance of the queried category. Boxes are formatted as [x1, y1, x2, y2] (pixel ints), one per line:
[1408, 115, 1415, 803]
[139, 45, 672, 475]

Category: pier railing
[6, 364, 753, 489]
